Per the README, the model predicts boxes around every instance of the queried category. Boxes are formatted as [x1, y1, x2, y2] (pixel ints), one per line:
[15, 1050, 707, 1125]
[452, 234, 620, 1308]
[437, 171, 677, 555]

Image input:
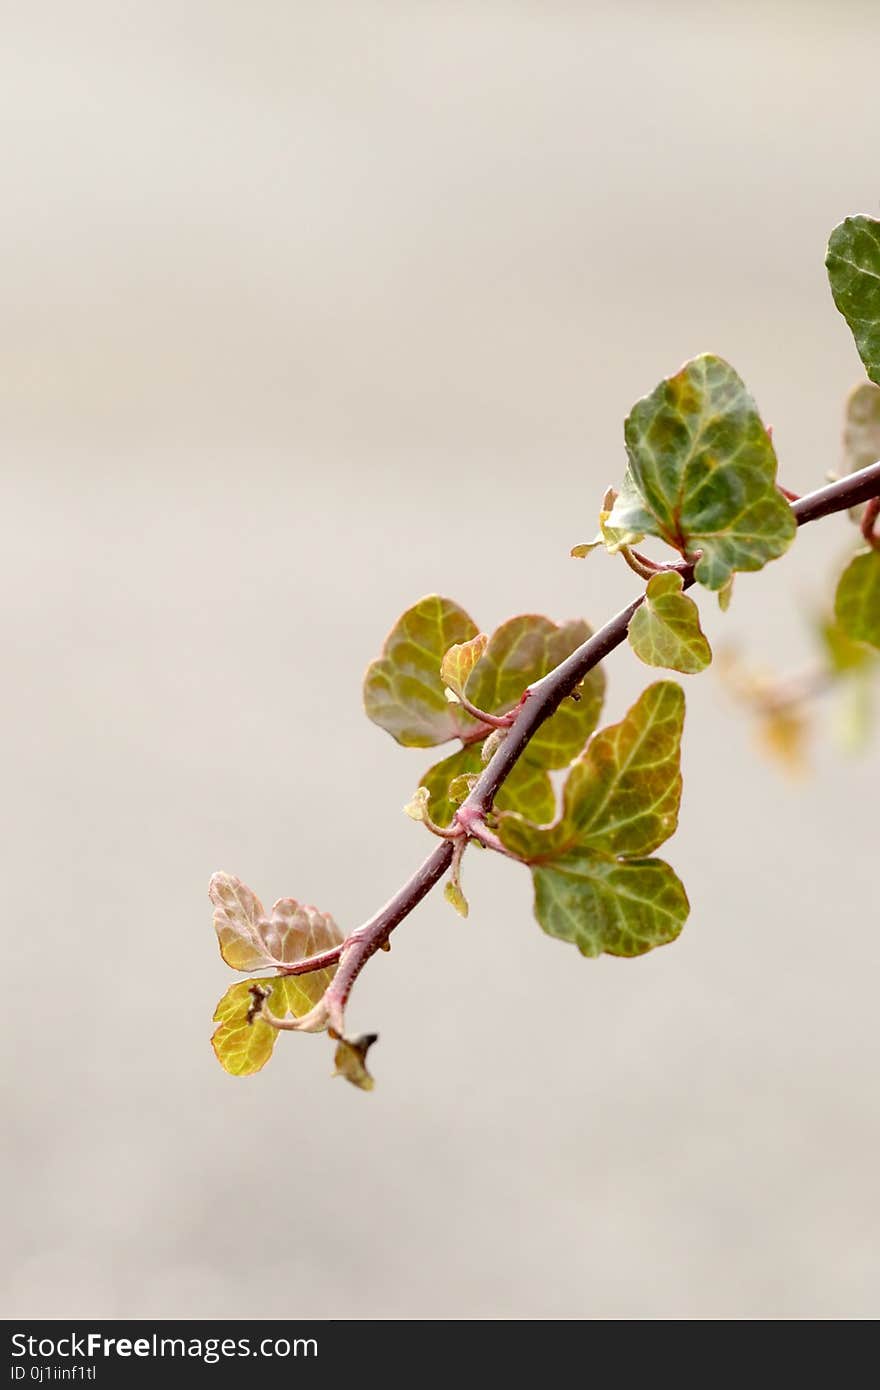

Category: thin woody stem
[291, 459, 880, 1024]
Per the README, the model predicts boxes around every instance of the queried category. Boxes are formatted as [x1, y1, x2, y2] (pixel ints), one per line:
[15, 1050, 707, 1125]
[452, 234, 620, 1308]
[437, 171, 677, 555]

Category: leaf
[467, 616, 605, 768]
[440, 633, 488, 700]
[496, 683, 689, 959]
[210, 872, 343, 972]
[531, 853, 689, 957]
[834, 549, 880, 648]
[444, 880, 468, 918]
[332, 1032, 378, 1091]
[606, 355, 796, 590]
[363, 596, 483, 747]
[718, 576, 735, 612]
[627, 571, 712, 673]
[818, 616, 875, 675]
[212, 975, 334, 1076]
[827, 215, 880, 385]
[842, 381, 880, 478]
[571, 499, 636, 558]
[498, 682, 685, 861]
[421, 743, 556, 829]
[403, 786, 432, 822]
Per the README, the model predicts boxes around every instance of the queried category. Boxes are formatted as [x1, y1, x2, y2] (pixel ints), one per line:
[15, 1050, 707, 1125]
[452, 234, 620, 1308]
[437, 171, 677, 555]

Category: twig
[279, 460, 880, 1026]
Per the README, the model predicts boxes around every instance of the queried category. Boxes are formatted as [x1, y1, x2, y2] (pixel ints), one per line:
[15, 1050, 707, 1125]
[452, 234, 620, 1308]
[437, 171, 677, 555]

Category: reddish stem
[293, 460, 880, 1027]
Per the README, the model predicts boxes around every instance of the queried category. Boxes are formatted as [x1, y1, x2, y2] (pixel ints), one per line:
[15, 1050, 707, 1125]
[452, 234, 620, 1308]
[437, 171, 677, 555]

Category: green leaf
[842, 381, 880, 478]
[498, 682, 685, 861]
[421, 744, 556, 829]
[212, 975, 333, 1076]
[606, 354, 796, 590]
[497, 683, 689, 959]
[627, 572, 712, 673]
[467, 615, 605, 768]
[531, 853, 689, 957]
[363, 596, 483, 747]
[834, 549, 880, 648]
[210, 872, 343, 972]
[818, 615, 875, 675]
[332, 1032, 378, 1091]
[827, 216, 880, 385]
[717, 576, 735, 612]
[440, 633, 488, 700]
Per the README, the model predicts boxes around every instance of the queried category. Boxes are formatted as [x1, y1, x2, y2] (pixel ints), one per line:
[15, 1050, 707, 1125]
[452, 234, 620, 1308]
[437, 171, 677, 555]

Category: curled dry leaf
[331, 1032, 378, 1091]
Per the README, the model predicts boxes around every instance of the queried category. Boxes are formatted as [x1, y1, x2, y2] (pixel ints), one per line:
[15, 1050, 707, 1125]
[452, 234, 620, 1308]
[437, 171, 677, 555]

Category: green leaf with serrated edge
[212, 975, 334, 1076]
[834, 550, 880, 648]
[210, 872, 343, 973]
[467, 616, 605, 768]
[718, 576, 735, 612]
[606, 355, 796, 590]
[332, 1033, 377, 1091]
[532, 853, 689, 957]
[421, 744, 556, 829]
[827, 216, 880, 385]
[363, 596, 483, 747]
[441, 633, 488, 700]
[842, 382, 880, 478]
[498, 682, 684, 861]
[627, 572, 712, 674]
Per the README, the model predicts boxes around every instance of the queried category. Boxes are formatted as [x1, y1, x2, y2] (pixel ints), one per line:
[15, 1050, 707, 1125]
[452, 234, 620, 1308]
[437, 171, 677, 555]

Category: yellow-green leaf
[827, 216, 880, 385]
[627, 571, 712, 673]
[363, 596, 483, 747]
[606, 355, 796, 590]
[531, 853, 689, 957]
[440, 632, 488, 700]
[497, 684, 689, 960]
[467, 615, 605, 768]
[834, 549, 880, 648]
[818, 615, 875, 675]
[212, 975, 334, 1076]
[498, 682, 684, 861]
[718, 576, 735, 612]
[210, 871, 343, 972]
[421, 743, 556, 829]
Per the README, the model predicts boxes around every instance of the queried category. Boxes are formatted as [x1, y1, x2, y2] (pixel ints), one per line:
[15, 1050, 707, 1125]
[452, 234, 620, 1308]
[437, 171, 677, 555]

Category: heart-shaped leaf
[827, 216, 880, 385]
[627, 571, 712, 673]
[363, 596, 483, 747]
[496, 682, 689, 958]
[606, 355, 796, 590]
[466, 615, 605, 768]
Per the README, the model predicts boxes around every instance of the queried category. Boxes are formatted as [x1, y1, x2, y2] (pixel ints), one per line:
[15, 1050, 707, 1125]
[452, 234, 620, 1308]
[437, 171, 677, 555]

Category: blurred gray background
[3, 0, 878, 1320]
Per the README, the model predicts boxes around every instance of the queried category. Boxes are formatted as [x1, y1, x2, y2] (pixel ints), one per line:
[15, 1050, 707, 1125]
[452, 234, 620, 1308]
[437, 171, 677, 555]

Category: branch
[296, 459, 880, 1027]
